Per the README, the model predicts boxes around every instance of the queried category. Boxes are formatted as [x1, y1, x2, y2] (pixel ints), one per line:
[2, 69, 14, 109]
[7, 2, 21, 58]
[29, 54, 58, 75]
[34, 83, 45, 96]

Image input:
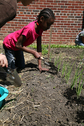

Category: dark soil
[0, 47, 84, 126]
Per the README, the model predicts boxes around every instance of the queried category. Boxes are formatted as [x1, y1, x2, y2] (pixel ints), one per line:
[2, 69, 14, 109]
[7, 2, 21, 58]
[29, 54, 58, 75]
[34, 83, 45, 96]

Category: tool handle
[38, 56, 44, 60]
[40, 57, 44, 60]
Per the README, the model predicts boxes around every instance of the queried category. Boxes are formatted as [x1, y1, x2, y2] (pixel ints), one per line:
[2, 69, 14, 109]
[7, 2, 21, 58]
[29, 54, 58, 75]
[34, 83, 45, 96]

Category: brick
[0, 0, 83, 45]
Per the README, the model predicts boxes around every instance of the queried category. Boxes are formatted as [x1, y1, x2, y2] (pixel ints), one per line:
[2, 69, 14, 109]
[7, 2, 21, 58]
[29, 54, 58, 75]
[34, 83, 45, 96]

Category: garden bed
[0, 46, 84, 126]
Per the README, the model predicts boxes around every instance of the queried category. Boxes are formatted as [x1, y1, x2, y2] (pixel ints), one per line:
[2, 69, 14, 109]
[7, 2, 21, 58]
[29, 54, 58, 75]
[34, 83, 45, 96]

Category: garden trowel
[0, 67, 22, 87]
[40, 57, 50, 66]
[40, 57, 58, 74]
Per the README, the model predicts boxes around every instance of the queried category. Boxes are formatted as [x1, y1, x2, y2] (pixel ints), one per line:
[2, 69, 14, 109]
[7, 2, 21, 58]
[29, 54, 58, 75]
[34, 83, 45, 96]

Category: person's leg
[3, 45, 16, 69]
[15, 50, 25, 69]
[79, 43, 84, 46]
[75, 40, 84, 46]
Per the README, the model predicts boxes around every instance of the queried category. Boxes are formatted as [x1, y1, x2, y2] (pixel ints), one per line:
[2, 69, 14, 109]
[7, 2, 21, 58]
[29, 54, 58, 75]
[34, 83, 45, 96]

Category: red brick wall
[0, 0, 84, 45]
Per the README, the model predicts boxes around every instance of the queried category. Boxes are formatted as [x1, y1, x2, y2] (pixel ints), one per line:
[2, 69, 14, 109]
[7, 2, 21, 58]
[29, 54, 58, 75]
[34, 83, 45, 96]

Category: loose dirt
[0, 47, 84, 126]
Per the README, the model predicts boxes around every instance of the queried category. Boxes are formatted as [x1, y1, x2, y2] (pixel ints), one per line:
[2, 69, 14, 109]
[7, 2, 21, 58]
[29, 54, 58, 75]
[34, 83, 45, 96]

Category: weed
[49, 53, 52, 62]
[57, 58, 62, 72]
[46, 74, 51, 79]
[53, 86, 56, 89]
[54, 55, 62, 72]
[71, 67, 79, 90]
[76, 69, 84, 98]
[76, 77, 83, 98]
[54, 57, 58, 67]
[61, 61, 67, 77]
[31, 98, 33, 102]
[31, 88, 35, 92]
[51, 75, 54, 80]
[64, 62, 75, 84]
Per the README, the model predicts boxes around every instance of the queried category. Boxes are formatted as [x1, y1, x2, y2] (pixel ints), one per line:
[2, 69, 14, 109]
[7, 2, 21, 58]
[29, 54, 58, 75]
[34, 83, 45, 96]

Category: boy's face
[40, 17, 54, 31]
[20, 0, 35, 6]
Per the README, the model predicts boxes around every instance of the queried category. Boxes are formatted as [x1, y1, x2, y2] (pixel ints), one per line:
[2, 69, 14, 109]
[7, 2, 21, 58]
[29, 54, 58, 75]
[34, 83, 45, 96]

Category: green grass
[29, 43, 84, 49]
[50, 44, 84, 49]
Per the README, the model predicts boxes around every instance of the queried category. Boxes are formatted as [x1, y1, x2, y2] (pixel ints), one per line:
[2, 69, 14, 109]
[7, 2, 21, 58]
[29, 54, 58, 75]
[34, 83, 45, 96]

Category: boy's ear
[39, 16, 44, 23]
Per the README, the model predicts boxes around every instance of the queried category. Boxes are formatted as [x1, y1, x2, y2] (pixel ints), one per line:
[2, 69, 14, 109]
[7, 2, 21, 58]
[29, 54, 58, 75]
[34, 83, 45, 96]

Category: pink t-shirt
[3, 21, 43, 51]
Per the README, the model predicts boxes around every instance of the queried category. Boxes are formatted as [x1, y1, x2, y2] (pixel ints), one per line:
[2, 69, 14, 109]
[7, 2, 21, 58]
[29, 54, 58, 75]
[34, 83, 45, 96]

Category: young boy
[3, 8, 55, 72]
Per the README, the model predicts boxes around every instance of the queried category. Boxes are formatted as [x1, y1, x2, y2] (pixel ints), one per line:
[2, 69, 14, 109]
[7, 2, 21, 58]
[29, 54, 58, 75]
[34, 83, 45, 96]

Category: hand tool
[40, 57, 50, 66]
[0, 67, 22, 87]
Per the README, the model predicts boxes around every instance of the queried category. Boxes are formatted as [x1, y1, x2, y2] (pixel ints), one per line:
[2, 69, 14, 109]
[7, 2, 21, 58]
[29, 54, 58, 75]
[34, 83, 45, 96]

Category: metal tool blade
[0, 67, 22, 87]
[41, 57, 50, 66]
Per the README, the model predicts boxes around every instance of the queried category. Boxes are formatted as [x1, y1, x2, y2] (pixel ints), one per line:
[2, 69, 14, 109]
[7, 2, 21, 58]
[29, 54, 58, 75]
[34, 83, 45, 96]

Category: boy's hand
[0, 54, 8, 67]
[33, 51, 40, 59]
[38, 65, 49, 72]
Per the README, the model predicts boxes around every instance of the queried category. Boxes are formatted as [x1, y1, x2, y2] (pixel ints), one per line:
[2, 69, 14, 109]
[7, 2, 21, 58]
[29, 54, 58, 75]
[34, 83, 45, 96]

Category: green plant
[31, 98, 33, 102]
[49, 53, 52, 62]
[54, 57, 58, 66]
[76, 76, 83, 98]
[57, 58, 62, 72]
[53, 86, 56, 89]
[28, 43, 37, 49]
[54, 55, 61, 69]
[61, 61, 67, 77]
[70, 67, 84, 97]
[46, 74, 51, 79]
[42, 45, 48, 55]
[64, 62, 75, 84]
[75, 69, 84, 98]
[50, 44, 84, 49]
[71, 66, 80, 90]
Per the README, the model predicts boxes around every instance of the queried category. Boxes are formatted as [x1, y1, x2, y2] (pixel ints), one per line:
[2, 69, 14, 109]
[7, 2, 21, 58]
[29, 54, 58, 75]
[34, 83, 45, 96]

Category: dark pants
[3, 45, 25, 69]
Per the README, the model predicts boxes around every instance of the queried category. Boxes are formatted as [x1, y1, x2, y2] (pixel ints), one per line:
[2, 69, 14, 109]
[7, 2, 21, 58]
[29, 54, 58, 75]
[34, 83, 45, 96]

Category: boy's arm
[37, 36, 42, 69]
[16, 35, 40, 58]
[37, 36, 42, 52]
[37, 36, 49, 72]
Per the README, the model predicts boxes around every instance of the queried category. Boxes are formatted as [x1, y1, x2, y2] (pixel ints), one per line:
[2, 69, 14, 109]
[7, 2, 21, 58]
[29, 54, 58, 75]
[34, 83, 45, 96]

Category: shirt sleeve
[21, 26, 31, 39]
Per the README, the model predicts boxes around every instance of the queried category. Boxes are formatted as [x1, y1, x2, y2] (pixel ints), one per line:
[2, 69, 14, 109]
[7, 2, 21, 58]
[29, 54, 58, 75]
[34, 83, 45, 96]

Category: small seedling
[64, 62, 75, 84]
[31, 98, 33, 102]
[53, 86, 56, 89]
[54, 55, 62, 72]
[57, 58, 62, 72]
[61, 61, 67, 77]
[71, 66, 80, 90]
